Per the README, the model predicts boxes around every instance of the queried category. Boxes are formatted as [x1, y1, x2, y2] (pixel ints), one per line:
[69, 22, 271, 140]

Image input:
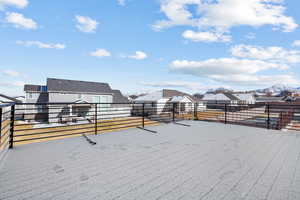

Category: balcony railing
[0, 102, 298, 154]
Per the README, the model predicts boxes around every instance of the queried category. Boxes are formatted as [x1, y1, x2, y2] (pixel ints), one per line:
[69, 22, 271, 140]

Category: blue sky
[1, 0, 300, 96]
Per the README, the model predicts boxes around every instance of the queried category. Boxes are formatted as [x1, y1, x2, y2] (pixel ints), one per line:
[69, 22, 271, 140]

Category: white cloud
[245, 32, 256, 40]
[292, 40, 300, 47]
[5, 12, 37, 30]
[0, 0, 28, 10]
[182, 30, 231, 43]
[117, 0, 126, 6]
[231, 44, 300, 64]
[2, 69, 20, 77]
[90, 49, 111, 57]
[128, 51, 148, 60]
[169, 58, 297, 86]
[170, 58, 288, 76]
[75, 15, 98, 33]
[141, 81, 231, 92]
[16, 41, 66, 49]
[154, 0, 297, 42]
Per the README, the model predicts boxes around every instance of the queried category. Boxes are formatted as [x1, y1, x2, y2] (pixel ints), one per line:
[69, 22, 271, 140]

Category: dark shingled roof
[24, 84, 42, 92]
[47, 78, 113, 94]
[162, 89, 190, 98]
[112, 90, 129, 103]
[0, 93, 22, 103]
[162, 89, 200, 102]
[223, 93, 240, 101]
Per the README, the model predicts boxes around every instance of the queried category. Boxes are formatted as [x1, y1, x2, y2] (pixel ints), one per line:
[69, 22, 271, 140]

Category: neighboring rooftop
[47, 78, 113, 94]
[256, 96, 285, 102]
[0, 93, 22, 103]
[135, 89, 194, 102]
[1, 121, 299, 200]
[24, 78, 113, 94]
[112, 90, 129, 103]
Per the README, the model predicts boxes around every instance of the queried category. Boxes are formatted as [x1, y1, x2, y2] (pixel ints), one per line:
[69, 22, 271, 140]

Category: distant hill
[255, 84, 298, 94]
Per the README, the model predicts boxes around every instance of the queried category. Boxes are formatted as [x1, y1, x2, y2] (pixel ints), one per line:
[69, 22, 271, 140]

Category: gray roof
[135, 89, 195, 102]
[134, 91, 165, 101]
[24, 84, 42, 92]
[233, 93, 255, 101]
[112, 90, 129, 103]
[256, 96, 284, 102]
[0, 93, 22, 103]
[47, 78, 112, 94]
[223, 93, 240, 101]
[162, 89, 190, 98]
[202, 93, 239, 101]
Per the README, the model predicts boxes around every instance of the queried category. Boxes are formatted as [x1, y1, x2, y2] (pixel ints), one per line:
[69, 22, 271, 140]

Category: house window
[41, 86, 48, 92]
[36, 105, 44, 113]
[28, 93, 33, 99]
[61, 107, 70, 116]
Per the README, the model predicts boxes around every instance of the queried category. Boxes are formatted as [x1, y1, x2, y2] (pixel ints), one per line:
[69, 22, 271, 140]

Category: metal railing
[9, 102, 187, 147]
[1, 102, 299, 149]
[0, 103, 14, 164]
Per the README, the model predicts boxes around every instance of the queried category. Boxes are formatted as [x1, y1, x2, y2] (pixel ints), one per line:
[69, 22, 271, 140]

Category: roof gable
[162, 89, 189, 98]
[112, 90, 129, 103]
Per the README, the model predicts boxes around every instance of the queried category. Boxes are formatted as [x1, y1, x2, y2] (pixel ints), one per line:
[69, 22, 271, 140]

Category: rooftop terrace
[1, 121, 300, 200]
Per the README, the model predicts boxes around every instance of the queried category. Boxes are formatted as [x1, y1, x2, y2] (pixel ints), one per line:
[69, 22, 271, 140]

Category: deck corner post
[172, 103, 175, 122]
[194, 103, 198, 120]
[9, 104, 15, 149]
[267, 104, 270, 129]
[224, 104, 227, 124]
[142, 103, 145, 128]
[95, 103, 98, 135]
[0, 107, 2, 144]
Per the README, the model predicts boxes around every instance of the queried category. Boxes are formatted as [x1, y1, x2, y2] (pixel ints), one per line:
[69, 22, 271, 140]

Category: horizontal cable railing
[0, 103, 14, 165]
[2, 102, 299, 148]
[11, 102, 180, 146]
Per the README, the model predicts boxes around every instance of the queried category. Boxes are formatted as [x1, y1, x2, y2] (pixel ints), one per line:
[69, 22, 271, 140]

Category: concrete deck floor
[1, 121, 300, 200]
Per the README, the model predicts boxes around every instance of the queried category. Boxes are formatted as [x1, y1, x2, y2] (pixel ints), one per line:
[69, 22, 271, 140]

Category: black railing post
[95, 103, 98, 135]
[194, 103, 198, 120]
[267, 104, 270, 129]
[172, 103, 175, 122]
[142, 103, 145, 128]
[0, 107, 2, 145]
[224, 104, 227, 124]
[9, 104, 15, 149]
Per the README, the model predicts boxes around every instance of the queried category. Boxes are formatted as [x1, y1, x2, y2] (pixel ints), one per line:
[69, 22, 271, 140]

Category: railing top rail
[15, 102, 180, 105]
[0, 103, 15, 108]
[15, 102, 135, 105]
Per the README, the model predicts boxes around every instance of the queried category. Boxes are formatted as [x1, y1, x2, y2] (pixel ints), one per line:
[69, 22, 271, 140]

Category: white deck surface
[1, 121, 300, 200]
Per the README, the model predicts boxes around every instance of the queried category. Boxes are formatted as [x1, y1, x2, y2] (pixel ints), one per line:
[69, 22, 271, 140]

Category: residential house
[133, 89, 206, 115]
[233, 93, 256, 104]
[0, 94, 25, 119]
[24, 78, 130, 123]
[255, 96, 285, 103]
[202, 93, 240, 106]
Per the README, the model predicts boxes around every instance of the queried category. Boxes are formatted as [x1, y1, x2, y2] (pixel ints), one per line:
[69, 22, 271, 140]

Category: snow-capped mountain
[256, 84, 297, 94]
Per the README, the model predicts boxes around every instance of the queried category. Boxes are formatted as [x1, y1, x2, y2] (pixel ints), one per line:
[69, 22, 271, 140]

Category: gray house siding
[47, 93, 114, 123]
[24, 78, 131, 123]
